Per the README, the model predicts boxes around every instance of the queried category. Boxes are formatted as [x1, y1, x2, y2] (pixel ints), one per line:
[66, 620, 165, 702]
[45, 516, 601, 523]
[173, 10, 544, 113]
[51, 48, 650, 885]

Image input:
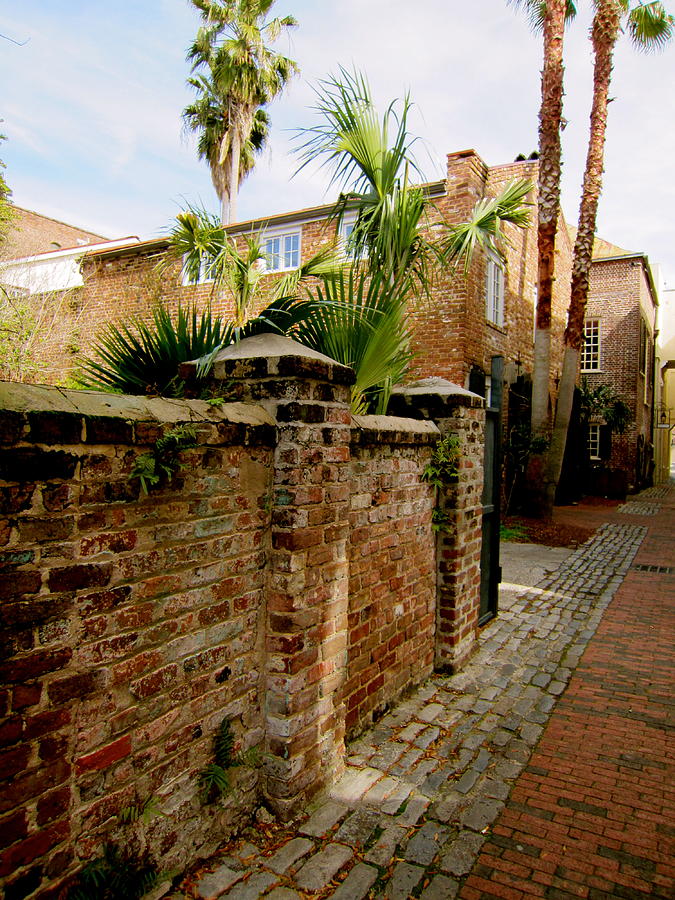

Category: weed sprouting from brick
[130, 424, 197, 494]
[199, 718, 262, 804]
[422, 433, 460, 532]
[66, 843, 159, 900]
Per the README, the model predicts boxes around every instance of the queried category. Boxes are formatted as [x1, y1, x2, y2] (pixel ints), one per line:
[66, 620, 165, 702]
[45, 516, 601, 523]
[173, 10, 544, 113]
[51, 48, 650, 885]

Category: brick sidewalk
[461, 486, 675, 900]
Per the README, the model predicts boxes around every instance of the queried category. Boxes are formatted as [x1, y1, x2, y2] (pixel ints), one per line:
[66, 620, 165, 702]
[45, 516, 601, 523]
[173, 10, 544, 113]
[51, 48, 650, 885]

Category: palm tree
[183, 72, 270, 220]
[295, 68, 531, 411]
[296, 69, 532, 292]
[185, 0, 298, 224]
[542, 0, 674, 513]
[509, 1, 574, 444]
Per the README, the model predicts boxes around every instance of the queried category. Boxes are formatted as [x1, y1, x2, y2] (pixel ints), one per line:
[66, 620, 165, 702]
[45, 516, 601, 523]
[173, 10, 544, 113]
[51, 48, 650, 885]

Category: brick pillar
[390, 379, 485, 672]
[185, 335, 355, 818]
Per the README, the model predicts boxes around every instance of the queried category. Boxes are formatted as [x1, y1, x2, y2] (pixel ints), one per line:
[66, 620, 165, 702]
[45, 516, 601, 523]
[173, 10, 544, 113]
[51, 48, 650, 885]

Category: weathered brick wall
[0, 339, 487, 897]
[346, 417, 438, 735]
[0, 385, 274, 899]
[389, 382, 486, 672]
[585, 257, 657, 486]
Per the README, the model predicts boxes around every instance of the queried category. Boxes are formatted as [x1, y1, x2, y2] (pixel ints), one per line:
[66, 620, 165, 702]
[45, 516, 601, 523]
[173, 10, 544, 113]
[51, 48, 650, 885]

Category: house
[568, 236, 660, 495]
[0, 205, 139, 296]
[78, 150, 573, 404]
[0, 205, 107, 261]
[0, 206, 138, 383]
[654, 283, 675, 483]
[8, 151, 660, 495]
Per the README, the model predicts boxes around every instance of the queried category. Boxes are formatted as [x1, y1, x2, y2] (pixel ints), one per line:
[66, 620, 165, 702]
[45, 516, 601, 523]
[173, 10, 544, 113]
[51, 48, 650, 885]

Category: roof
[82, 179, 448, 263]
[0, 205, 107, 262]
[566, 226, 633, 260]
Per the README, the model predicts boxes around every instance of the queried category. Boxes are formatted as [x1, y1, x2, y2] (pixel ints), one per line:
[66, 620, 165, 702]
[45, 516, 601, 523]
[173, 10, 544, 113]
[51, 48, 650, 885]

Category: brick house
[0, 206, 138, 383]
[78, 150, 572, 405]
[0, 205, 107, 262]
[569, 236, 659, 494]
[9, 150, 658, 493]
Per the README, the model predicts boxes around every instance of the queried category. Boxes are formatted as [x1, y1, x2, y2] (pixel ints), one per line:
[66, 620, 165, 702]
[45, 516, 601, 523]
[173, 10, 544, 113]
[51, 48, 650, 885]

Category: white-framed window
[181, 254, 217, 286]
[588, 423, 601, 460]
[263, 230, 300, 272]
[338, 212, 366, 259]
[581, 318, 601, 372]
[485, 253, 505, 327]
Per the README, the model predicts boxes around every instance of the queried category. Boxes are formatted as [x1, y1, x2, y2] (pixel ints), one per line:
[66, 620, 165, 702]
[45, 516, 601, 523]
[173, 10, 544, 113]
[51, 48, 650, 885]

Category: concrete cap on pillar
[180, 333, 356, 385]
[389, 377, 484, 418]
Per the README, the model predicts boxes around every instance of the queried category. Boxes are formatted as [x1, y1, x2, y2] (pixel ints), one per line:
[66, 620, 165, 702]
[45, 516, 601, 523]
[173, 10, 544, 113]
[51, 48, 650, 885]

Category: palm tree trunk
[228, 128, 241, 226]
[542, 0, 622, 511]
[524, 0, 566, 518]
[217, 131, 233, 226]
[530, 0, 566, 439]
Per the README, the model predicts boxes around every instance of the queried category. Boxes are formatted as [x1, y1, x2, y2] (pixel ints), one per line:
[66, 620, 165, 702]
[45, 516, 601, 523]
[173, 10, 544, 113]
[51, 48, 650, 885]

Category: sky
[1, 0, 674, 292]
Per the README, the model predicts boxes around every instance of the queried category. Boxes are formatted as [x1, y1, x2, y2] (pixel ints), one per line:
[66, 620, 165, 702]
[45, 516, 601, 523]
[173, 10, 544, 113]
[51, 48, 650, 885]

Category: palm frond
[625, 1, 674, 51]
[442, 178, 532, 272]
[295, 269, 414, 414]
[76, 304, 232, 396]
[507, 0, 577, 30]
[272, 243, 346, 299]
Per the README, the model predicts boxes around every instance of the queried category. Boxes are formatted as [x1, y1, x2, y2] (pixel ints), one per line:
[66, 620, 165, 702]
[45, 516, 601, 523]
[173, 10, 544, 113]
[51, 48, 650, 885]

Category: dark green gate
[479, 356, 503, 624]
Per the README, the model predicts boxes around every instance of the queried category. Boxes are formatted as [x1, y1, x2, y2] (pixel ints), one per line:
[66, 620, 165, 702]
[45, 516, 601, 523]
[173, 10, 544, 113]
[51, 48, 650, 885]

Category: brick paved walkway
[171, 485, 674, 900]
[461, 486, 675, 900]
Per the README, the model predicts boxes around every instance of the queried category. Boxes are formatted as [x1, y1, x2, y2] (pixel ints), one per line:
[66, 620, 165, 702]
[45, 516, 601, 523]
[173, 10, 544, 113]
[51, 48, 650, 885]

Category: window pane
[485, 256, 505, 326]
[581, 319, 600, 371]
[283, 232, 299, 269]
[588, 423, 600, 459]
[265, 237, 280, 271]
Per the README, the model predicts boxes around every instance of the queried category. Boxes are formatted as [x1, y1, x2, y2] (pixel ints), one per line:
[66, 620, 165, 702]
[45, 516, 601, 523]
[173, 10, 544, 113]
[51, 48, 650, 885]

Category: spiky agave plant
[75, 304, 233, 397]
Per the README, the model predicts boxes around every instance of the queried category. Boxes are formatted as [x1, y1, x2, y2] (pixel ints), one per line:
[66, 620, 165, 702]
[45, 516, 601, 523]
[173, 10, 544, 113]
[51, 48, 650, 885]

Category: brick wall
[0, 386, 274, 899]
[346, 418, 438, 734]
[584, 256, 657, 487]
[389, 382, 486, 672]
[31, 149, 575, 402]
[1, 337, 486, 898]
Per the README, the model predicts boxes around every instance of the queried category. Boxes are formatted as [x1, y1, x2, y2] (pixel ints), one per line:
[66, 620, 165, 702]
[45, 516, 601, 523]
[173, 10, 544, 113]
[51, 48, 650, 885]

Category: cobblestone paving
[617, 500, 660, 516]
[173, 519, 649, 900]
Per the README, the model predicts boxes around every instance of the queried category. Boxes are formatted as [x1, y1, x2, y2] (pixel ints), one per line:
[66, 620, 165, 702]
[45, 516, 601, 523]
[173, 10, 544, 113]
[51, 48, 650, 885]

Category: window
[581, 318, 601, 371]
[181, 255, 217, 286]
[338, 213, 366, 259]
[588, 423, 601, 460]
[485, 253, 505, 327]
[639, 318, 647, 375]
[263, 230, 300, 272]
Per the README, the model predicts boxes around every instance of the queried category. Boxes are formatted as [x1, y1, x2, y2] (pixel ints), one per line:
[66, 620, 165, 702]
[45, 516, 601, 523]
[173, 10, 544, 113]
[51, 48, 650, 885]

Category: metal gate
[479, 356, 503, 625]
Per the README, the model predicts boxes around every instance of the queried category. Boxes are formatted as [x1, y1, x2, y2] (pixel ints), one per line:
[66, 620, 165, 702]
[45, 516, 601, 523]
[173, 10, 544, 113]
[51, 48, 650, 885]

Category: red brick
[0, 809, 28, 850]
[0, 759, 71, 815]
[0, 819, 69, 877]
[36, 786, 71, 826]
[76, 735, 132, 773]
[47, 562, 112, 592]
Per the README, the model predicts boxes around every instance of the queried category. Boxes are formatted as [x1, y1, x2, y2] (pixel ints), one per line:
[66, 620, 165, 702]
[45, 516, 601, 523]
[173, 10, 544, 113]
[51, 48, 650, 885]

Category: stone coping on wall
[0, 382, 275, 447]
[389, 377, 484, 418]
[351, 413, 440, 447]
[180, 333, 357, 387]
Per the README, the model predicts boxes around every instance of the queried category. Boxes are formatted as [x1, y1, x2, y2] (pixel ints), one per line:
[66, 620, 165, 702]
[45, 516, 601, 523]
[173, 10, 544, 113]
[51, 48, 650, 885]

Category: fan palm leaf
[441, 178, 533, 273]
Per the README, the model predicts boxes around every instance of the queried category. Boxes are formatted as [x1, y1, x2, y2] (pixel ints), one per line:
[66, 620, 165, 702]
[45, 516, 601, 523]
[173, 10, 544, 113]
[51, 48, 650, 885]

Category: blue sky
[2, 0, 674, 290]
